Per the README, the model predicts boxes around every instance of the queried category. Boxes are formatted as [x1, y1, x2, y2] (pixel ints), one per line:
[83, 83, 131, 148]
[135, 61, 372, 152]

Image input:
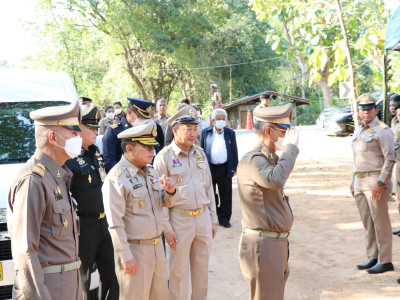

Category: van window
[0, 101, 69, 163]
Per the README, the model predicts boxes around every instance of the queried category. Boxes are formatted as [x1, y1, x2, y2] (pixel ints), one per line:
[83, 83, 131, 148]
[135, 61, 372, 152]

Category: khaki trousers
[239, 233, 289, 300]
[169, 208, 213, 300]
[115, 241, 168, 300]
[354, 175, 392, 263]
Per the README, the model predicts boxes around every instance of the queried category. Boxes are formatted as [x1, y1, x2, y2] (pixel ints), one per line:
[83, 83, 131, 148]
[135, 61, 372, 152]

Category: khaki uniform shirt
[155, 113, 170, 134]
[352, 116, 395, 183]
[98, 117, 114, 135]
[154, 141, 217, 232]
[237, 142, 299, 233]
[391, 116, 398, 130]
[7, 149, 79, 299]
[102, 156, 175, 263]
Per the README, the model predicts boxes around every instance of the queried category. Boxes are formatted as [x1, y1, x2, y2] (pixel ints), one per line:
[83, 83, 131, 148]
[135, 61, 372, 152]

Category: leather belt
[42, 258, 81, 274]
[130, 235, 162, 245]
[170, 206, 206, 216]
[354, 171, 381, 179]
[77, 212, 106, 219]
[243, 228, 290, 239]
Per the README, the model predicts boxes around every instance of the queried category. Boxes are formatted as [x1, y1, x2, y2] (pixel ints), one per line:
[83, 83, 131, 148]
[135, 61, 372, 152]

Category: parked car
[316, 91, 384, 136]
[0, 69, 99, 299]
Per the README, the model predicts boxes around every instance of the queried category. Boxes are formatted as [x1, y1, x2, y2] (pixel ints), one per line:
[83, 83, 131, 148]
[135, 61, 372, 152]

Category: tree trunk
[317, 67, 333, 108]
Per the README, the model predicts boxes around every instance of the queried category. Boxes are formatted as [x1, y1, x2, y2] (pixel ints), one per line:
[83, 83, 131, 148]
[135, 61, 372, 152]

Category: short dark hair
[181, 99, 191, 105]
[260, 93, 270, 100]
[113, 101, 122, 107]
[395, 101, 400, 111]
[391, 95, 400, 104]
[121, 140, 138, 153]
[104, 105, 113, 113]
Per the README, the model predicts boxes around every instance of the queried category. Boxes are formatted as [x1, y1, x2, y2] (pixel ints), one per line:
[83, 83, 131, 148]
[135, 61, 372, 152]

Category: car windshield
[0, 101, 69, 163]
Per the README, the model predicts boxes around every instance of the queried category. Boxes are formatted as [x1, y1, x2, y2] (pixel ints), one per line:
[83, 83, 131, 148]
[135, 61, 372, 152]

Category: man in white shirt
[200, 108, 239, 228]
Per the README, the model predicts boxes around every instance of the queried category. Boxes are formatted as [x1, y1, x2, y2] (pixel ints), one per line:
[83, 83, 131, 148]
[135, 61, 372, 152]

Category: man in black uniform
[66, 106, 119, 300]
[102, 97, 162, 173]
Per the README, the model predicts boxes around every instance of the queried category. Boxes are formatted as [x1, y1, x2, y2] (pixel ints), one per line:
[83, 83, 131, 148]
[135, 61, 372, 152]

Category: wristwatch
[377, 180, 385, 186]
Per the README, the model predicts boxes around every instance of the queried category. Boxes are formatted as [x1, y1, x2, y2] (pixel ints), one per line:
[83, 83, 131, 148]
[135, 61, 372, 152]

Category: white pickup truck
[0, 69, 99, 299]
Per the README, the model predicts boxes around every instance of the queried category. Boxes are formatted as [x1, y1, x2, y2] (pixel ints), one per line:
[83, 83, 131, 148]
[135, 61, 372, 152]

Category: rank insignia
[88, 174, 92, 183]
[139, 199, 145, 209]
[63, 219, 68, 228]
[172, 159, 182, 167]
[56, 169, 61, 178]
[78, 158, 85, 165]
[130, 177, 142, 189]
[367, 129, 376, 136]
[177, 176, 183, 183]
[124, 124, 129, 127]
[194, 153, 203, 159]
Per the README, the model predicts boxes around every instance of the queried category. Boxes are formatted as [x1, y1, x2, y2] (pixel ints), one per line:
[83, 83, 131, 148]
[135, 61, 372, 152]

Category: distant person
[193, 103, 209, 130]
[210, 84, 222, 107]
[181, 98, 191, 105]
[255, 93, 271, 109]
[206, 100, 223, 126]
[164, 102, 188, 146]
[99, 105, 115, 135]
[392, 102, 400, 241]
[149, 105, 165, 151]
[113, 101, 125, 123]
[81, 97, 102, 121]
[103, 98, 155, 173]
[7, 101, 84, 299]
[154, 98, 170, 134]
[351, 94, 394, 275]
[200, 108, 238, 228]
[390, 94, 400, 130]
[237, 103, 299, 300]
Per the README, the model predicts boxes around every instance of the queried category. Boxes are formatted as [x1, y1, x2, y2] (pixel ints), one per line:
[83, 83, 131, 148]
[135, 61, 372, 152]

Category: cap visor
[137, 140, 159, 146]
[276, 123, 290, 129]
[358, 103, 376, 110]
[63, 125, 82, 132]
[82, 122, 100, 128]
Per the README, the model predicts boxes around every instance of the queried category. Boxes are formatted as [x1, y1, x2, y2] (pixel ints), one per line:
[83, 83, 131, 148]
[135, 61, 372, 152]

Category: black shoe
[397, 278, 400, 284]
[367, 263, 394, 274]
[393, 230, 400, 235]
[221, 223, 232, 228]
[357, 259, 378, 270]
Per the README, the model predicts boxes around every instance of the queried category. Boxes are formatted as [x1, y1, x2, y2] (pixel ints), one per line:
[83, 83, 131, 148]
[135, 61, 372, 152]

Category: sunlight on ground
[335, 222, 364, 230]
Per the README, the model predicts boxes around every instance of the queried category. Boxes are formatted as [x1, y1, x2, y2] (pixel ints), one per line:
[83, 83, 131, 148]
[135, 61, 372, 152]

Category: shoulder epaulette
[110, 123, 119, 129]
[113, 167, 123, 177]
[379, 121, 388, 129]
[159, 145, 170, 155]
[195, 144, 204, 151]
[32, 162, 45, 177]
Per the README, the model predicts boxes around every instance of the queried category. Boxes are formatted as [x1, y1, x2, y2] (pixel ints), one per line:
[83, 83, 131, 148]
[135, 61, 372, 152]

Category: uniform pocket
[170, 166, 187, 186]
[129, 187, 148, 214]
[51, 201, 71, 237]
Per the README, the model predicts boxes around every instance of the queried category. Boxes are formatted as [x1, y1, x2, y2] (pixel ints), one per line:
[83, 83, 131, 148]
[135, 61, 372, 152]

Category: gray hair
[254, 119, 274, 135]
[212, 108, 227, 120]
[121, 140, 138, 153]
[157, 98, 167, 105]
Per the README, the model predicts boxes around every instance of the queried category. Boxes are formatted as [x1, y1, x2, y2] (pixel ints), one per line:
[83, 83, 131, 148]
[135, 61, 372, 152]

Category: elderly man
[103, 97, 158, 173]
[351, 94, 395, 274]
[200, 108, 238, 228]
[237, 103, 299, 300]
[155, 98, 170, 134]
[7, 101, 84, 299]
[102, 123, 176, 300]
[154, 108, 217, 300]
[66, 106, 119, 299]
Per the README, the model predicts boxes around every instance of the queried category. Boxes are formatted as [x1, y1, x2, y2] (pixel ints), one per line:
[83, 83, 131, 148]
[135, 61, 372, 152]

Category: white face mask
[132, 118, 146, 127]
[197, 111, 201, 118]
[114, 108, 122, 115]
[106, 112, 114, 119]
[271, 128, 284, 151]
[55, 132, 82, 158]
[215, 120, 226, 129]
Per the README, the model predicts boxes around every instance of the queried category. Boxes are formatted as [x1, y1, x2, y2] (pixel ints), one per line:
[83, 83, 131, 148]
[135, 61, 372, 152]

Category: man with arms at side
[154, 109, 217, 300]
[200, 108, 238, 228]
[155, 98, 170, 135]
[66, 106, 119, 299]
[351, 94, 395, 275]
[102, 123, 176, 300]
[237, 103, 299, 300]
[7, 101, 84, 299]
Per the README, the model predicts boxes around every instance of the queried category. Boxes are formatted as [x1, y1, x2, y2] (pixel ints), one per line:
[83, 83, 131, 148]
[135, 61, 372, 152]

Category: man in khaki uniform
[154, 109, 217, 300]
[351, 94, 395, 274]
[155, 98, 170, 134]
[102, 123, 176, 300]
[7, 101, 84, 300]
[237, 103, 299, 300]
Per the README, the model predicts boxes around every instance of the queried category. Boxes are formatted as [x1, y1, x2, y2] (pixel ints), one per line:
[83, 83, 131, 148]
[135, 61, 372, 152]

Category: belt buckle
[98, 213, 105, 219]
[355, 173, 363, 179]
[151, 237, 160, 245]
[190, 209, 201, 216]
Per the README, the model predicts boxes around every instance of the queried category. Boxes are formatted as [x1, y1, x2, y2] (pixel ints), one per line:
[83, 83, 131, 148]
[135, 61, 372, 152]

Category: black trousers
[79, 216, 119, 300]
[211, 163, 233, 225]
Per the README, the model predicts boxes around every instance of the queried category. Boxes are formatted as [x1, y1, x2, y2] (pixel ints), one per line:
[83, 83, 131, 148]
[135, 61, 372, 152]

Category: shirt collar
[120, 155, 139, 176]
[363, 116, 380, 128]
[171, 140, 194, 157]
[213, 126, 224, 135]
[255, 141, 278, 161]
[34, 149, 69, 183]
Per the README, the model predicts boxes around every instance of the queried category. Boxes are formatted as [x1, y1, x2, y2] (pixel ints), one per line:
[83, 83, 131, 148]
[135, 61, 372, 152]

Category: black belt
[77, 212, 106, 219]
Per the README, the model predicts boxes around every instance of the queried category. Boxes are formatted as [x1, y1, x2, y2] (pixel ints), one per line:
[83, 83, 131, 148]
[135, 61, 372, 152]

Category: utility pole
[335, 0, 359, 128]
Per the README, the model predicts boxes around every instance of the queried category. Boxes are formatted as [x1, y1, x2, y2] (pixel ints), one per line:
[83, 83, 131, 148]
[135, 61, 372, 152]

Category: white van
[0, 69, 99, 299]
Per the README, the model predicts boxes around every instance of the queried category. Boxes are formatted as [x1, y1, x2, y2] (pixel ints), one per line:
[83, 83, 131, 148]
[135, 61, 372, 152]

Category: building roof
[222, 91, 310, 110]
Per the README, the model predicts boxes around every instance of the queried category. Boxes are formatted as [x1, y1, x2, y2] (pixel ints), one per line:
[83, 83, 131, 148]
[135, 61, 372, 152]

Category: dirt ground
[205, 126, 400, 300]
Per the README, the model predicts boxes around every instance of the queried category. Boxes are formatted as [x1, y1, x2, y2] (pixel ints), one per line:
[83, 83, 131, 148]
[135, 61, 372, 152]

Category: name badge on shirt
[130, 176, 142, 189]
[172, 159, 182, 167]
[54, 186, 63, 201]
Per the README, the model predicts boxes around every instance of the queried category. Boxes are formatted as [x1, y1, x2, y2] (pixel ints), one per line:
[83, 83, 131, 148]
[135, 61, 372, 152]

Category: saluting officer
[103, 97, 158, 173]
[154, 106, 217, 300]
[7, 101, 84, 299]
[351, 94, 395, 274]
[237, 103, 299, 300]
[65, 106, 119, 299]
[102, 123, 176, 300]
